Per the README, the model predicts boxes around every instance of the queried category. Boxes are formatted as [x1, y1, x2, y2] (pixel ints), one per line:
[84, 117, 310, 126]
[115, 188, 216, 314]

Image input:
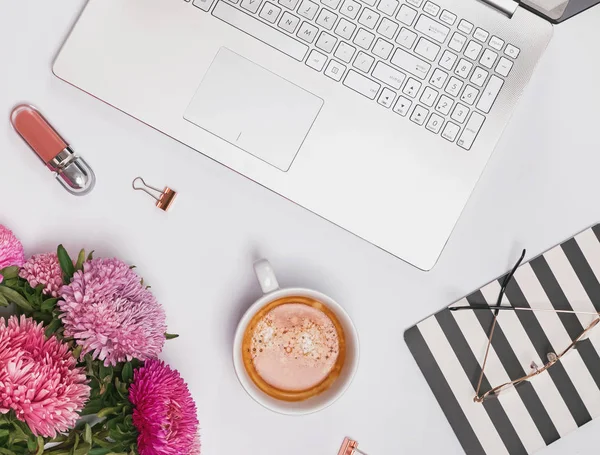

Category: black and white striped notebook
[405, 224, 600, 455]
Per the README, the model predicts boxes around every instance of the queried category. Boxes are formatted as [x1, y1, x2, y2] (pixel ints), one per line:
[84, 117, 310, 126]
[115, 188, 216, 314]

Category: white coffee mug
[233, 259, 360, 415]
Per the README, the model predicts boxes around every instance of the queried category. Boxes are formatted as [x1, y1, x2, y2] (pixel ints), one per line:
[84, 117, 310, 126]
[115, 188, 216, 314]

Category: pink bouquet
[0, 224, 200, 455]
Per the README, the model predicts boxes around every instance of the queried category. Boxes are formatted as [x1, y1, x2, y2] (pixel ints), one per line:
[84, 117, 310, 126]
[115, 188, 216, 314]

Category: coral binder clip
[338, 438, 369, 455]
[132, 177, 177, 212]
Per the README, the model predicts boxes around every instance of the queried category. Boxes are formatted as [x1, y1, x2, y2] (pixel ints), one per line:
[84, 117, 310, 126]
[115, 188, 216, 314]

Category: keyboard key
[410, 105, 429, 125]
[377, 0, 398, 15]
[306, 49, 328, 71]
[193, 0, 216, 11]
[278, 11, 300, 32]
[353, 51, 375, 72]
[458, 19, 473, 34]
[361, 0, 377, 7]
[372, 61, 406, 88]
[460, 85, 479, 105]
[316, 8, 337, 29]
[213, 2, 308, 60]
[429, 68, 447, 89]
[353, 28, 375, 49]
[505, 44, 520, 58]
[241, 0, 263, 13]
[378, 87, 396, 108]
[320, 0, 340, 8]
[442, 122, 460, 142]
[449, 32, 467, 52]
[334, 41, 356, 62]
[260, 2, 282, 23]
[439, 10, 456, 25]
[464, 41, 483, 60]
[297, 21, 319, 42]
[450, 103, 469, 123]
[473, 27, 489, 43]
[435, 94, 453, 115]
[335, 18, 356, 39]
[489, 36, 504, 51]
[426, 113, 444, 133]
[316, 31, 338, 52]
[457, 112, 485, 150]
[420, 87, 438, 107]
[298, 0, 319, 19]
[445, 76, 463, 96]
[358, 8, 380, 28]
[480, 49, 497, 69]
[324, 59, 346, 81]
[391, 48, 431, 79]
[439, 50, 457, 70]
[396, 27, 417, 48]
[378, 17, 399, 39]
[495, 57, 513, 77]
[415, 38, 440, 62]
[340, 0, 361, 18]
[423, 1, 440, 16]
[373, 38, 394, 60]
[396, 4, 418, 25]
[454, 59, 473, 78]
[279, 0, 299, 10]
[343, 70, 380, 99]
[393, 96, 412, 116]
[403, 77, 422, 98]
[470, 67, 488, 87]
[414, 15, 450, 43]
[477, 75, 503, 113]
[405, 0, 423, 6]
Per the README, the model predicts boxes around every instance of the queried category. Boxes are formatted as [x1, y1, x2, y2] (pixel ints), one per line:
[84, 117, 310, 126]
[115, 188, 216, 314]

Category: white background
[1, 1, 600, 454]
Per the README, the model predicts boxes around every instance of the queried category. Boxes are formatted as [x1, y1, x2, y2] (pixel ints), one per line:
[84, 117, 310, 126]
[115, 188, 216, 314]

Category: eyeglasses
[450, 249, 600, 403]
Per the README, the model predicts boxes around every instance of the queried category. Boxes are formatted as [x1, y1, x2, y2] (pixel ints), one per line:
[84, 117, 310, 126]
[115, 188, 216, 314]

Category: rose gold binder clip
[132, 177, 177, 212]
[338, 437, 369, 455]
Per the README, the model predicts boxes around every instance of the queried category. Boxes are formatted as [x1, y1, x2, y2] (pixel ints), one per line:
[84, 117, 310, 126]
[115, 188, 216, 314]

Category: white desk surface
[1, 1, 600, 454]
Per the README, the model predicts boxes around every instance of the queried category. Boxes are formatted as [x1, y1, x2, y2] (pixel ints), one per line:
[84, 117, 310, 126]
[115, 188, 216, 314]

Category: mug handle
[254, 259, 280, 294]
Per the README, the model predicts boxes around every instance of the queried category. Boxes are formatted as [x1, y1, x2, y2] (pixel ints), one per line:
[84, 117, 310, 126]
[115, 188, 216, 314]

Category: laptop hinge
[478, 0, 519, 17]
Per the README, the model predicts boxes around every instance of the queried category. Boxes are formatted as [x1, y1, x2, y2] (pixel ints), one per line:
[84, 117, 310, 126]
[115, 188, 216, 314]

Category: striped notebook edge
[405, 223, 600, 455]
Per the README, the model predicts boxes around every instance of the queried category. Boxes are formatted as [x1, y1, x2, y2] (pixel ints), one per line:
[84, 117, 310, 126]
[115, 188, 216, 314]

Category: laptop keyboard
[188, 0, 520, 151]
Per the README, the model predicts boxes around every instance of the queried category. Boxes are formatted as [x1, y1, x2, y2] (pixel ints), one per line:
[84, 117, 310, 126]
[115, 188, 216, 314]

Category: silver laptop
[55, 0, 587, 269]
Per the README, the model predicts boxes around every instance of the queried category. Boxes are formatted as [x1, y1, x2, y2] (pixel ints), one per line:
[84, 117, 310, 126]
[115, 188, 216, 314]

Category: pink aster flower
[129, 360, 200, 455]
[0, 225, 25, 284]
[0, 315, 90, 437]
[58, 258, 167, 366]
[19, 253, 63, 297]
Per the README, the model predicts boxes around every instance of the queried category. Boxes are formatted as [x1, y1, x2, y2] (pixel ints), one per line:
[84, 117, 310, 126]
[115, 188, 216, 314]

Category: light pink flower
[0, 225, 25, 284]
[58, 258, 167, 366]
[0, 315, 90, 437]
[129, 360, 200, 455]
[19, 253, 63, 297]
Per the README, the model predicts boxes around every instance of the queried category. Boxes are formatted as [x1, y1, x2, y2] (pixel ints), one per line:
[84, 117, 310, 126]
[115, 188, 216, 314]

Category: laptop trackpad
[184, 48, 323, 172]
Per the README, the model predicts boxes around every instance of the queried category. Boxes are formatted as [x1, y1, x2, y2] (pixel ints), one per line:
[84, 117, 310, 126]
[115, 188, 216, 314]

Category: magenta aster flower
[0, 315, 90, 437]
[19, 253, 63, 297]
[58, 258, 167, 366]
[0, 225, 25, 284]
[129, 360, 200, 455]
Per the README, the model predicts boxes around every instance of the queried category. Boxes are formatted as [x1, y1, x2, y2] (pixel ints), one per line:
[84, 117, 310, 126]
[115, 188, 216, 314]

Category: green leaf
[121, 362, 133, 383]
[0, 293, 8, 307]
[84, 423, 92, 444]
[72, 344, 83, 360]
[97, 406, 121, 418]
[44, 318, 62, 337]
[88, 449, 112, 455]
[41, 297, 58, 312]
[0, 287, 33, 312]
[57, 244, 75, 285]
[75, 249, 86, 271]
[0, 448, 17, 455]
[0, 266, 19, 280]
[35, 436, 44, 455]
[27, 435, 37, 451]
[87, 250, 95, 261]
[165, 332, 179, 340]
